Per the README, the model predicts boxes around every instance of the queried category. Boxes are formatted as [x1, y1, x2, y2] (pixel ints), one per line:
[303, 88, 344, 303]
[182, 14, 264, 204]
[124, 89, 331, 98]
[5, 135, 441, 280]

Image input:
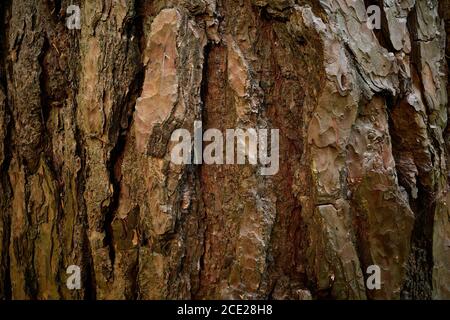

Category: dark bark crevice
[0, 0, 12, 300]
[0, 0, 448, 300]
[192, 39, 213, 300]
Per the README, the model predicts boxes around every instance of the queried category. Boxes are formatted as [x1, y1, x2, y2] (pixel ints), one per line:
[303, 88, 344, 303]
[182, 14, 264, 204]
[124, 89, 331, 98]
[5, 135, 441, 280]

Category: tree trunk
[0, 0, 449, 300]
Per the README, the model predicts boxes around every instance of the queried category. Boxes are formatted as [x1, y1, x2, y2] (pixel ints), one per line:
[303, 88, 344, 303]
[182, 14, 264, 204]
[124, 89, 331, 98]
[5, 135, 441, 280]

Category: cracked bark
[0, 0, 449, 300]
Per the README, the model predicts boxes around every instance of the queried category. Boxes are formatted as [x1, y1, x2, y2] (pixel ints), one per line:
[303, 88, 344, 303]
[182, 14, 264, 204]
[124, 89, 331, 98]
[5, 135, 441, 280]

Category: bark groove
[0, 0, 449, 300]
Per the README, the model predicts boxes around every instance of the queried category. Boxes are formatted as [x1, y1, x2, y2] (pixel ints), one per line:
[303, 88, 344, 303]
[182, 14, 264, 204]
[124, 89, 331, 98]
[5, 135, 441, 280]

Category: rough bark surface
[0, 0, 449, 300]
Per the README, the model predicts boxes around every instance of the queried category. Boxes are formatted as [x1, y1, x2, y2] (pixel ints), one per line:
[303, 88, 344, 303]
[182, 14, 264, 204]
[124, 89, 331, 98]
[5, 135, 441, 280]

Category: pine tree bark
[0, 0, 449, 300]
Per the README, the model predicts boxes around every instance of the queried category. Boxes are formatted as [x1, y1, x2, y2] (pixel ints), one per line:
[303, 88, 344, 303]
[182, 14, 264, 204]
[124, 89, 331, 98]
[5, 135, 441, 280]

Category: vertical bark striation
[0, 0, 448, 300]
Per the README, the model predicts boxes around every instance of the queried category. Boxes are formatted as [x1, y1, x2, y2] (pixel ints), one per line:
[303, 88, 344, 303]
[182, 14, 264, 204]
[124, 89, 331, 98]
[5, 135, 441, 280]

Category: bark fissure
[0, 0, 448, 300]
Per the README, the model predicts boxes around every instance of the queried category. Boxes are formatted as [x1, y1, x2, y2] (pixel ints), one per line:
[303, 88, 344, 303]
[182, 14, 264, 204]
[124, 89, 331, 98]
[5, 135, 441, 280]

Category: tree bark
[0, 0, 449, 300]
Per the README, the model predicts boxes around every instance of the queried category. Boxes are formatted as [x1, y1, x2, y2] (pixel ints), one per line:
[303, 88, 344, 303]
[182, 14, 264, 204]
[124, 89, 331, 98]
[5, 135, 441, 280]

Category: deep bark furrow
[0, 0, 448, 300]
